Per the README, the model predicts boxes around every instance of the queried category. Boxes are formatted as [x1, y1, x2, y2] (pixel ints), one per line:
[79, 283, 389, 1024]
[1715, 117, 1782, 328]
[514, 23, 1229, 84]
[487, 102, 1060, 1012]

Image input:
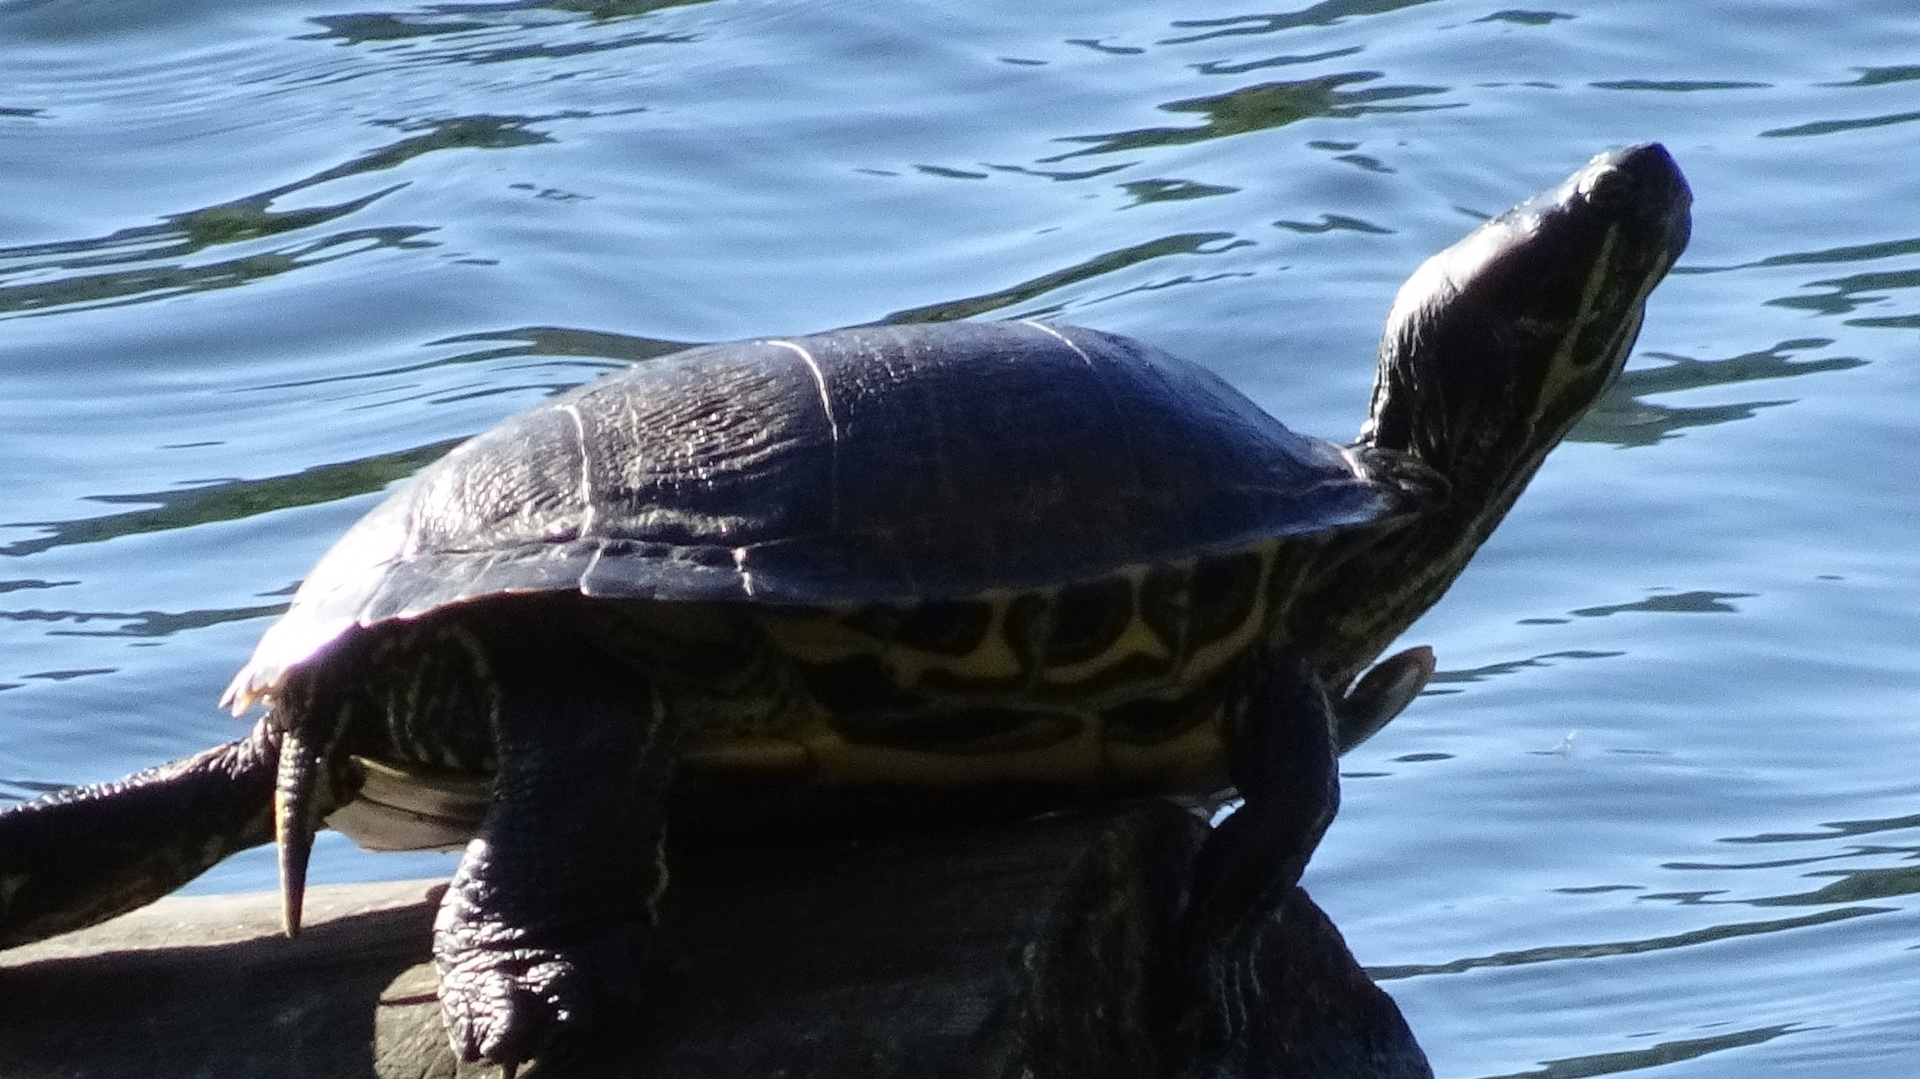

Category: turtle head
[1303, 145, 1689, 693]
[1361, 143, 1691, 508]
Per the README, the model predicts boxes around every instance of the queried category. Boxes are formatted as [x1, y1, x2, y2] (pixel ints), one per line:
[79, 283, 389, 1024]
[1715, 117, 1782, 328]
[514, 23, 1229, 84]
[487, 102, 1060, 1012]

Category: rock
[0, 803, 1426, 1079]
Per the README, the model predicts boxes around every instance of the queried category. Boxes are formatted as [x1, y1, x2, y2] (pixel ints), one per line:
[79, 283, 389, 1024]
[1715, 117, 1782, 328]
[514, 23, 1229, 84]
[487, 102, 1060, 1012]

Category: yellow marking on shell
[759, 548, 1285, 703]
[1035, 565, 1172, 689]
[755, 609, 873, 665]
[1105, 717, 1229, 791]
[758, 594, 1030, 687]
[677, 689, 1231, 795]
[894, 595, 1026, 684]
[798, 712, 1108, 788]
[1182, 542, 1286, 684]
[679, 736, 812, 775]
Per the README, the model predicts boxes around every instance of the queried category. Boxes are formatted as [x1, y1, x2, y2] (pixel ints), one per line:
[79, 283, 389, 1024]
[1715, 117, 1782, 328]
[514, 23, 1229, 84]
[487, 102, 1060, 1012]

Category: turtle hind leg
[0, 720, 281, 949]
[431, 616, 675, 1072]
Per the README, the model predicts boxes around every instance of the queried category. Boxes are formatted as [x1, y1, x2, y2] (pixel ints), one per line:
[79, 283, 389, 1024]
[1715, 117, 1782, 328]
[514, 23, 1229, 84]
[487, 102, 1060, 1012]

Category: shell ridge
[766, 338, 842, 534]
[558, 401, 598, 538]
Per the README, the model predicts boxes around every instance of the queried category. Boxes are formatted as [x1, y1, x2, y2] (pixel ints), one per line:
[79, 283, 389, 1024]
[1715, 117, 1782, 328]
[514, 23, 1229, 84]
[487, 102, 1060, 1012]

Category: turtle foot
[438, 944, 577, 1069]
[433, 849, 645, 1071]
[437, 939, 611, 1071]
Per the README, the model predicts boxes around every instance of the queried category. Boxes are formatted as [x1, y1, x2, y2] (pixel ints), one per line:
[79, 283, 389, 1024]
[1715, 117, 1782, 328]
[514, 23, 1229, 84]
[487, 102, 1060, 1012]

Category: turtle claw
[273, 726, 320, 937]
[1334, 645, 1435, 754]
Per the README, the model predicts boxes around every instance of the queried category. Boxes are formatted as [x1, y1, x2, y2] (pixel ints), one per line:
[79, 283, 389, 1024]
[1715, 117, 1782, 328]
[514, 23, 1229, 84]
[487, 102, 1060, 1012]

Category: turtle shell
[229, 320, 1397, 707]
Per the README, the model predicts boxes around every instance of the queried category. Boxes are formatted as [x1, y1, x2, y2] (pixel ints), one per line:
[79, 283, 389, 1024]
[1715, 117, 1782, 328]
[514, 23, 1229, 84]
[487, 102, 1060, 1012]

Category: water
[2, 0, 1916, 1074]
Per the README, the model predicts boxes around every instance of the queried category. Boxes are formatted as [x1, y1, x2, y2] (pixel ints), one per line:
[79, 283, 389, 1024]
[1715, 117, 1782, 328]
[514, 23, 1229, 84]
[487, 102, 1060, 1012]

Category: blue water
[3, 1, 1917, 1074]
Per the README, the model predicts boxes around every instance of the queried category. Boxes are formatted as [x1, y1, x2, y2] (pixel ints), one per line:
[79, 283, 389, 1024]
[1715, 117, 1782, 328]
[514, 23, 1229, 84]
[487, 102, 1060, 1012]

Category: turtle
[0, 144, 1689, 1072]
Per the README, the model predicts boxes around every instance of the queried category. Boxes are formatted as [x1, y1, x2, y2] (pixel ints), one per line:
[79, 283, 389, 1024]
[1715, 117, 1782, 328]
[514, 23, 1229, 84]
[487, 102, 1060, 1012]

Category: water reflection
[1762, 111, 1920, 139]
[0, 325, 688, 572]
[1719, 810, 1920, 845]
[1273, 211, 1393, 235]
[14, 667, 115, 683]
[1474, 11, 1572, 27]
[1371, 801, 1920, 1075]
[883, 232, 1253, 323]
[296, 0, 710, 47]
[1577, 339, 1866, 447]
[1120, 178, 1240, 207]
[428, 325, 689, 367]
[1772, 266, 1920, 322]
[1700, 235, 1920, 270]
[0, 441, 460, 559]
[0, 603, 284, 641]
[1046, 73, 1454, 160]
[1749, 862, 1920, 908]
[1368, 906, 1885, 981]
[0, 115, 565, 320]
[1476, 1023, 1799, 1079]
[1591, 80, 1770, 92]
[0, 580, 75, 595]
[1569, 590, 1754, 618]
[1191, 45, 1363, 77]
[1663, 813, 1920, 907]
[1688, 233, 1920, 327]
[1820, 65, 1920, 88]
[1161, 1, 1443, 45]
[1427, 649, 1625, 689]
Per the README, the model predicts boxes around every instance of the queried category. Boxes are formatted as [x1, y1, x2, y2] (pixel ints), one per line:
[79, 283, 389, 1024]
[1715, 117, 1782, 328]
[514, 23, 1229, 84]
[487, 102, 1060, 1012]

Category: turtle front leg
[432, 623, 676, 1073]
[1175, 654, 1341, 1075]
[1185, 655, 1339, 957]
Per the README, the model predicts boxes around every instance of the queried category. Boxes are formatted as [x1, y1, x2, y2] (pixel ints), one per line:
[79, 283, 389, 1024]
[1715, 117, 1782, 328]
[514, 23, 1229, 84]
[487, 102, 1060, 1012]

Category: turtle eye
[1580, 164, 1634, 214]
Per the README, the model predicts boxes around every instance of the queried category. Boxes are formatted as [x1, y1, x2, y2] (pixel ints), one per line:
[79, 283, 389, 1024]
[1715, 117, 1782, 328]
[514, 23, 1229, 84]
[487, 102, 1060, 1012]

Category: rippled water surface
[3, 0, 1917, 1074]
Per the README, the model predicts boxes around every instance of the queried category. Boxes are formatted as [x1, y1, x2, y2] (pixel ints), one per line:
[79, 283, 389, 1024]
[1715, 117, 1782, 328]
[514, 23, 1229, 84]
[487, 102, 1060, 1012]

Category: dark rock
[0, 803, 1426, 1079]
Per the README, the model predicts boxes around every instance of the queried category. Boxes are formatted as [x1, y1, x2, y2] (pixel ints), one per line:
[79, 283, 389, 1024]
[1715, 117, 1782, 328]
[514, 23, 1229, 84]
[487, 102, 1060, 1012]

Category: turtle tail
[0, 721, 282, 950]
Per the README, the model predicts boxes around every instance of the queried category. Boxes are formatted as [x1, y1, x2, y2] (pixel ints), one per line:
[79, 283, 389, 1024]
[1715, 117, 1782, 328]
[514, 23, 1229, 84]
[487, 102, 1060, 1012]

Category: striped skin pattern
[317, 537, 1335, 856]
